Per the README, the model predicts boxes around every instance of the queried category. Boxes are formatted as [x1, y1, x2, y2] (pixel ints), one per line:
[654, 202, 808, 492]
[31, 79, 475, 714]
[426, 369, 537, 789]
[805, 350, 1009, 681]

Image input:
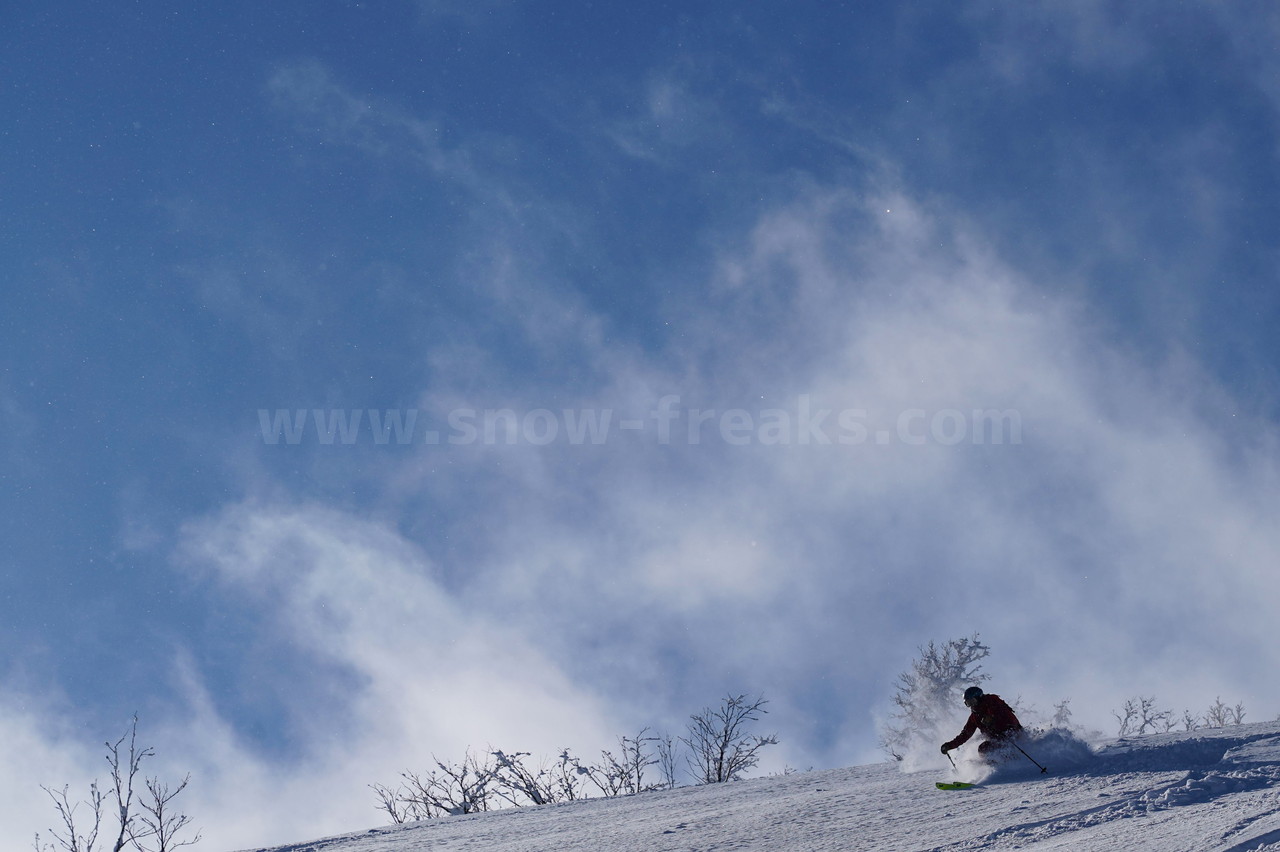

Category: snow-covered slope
[238, 722, 1280, 852]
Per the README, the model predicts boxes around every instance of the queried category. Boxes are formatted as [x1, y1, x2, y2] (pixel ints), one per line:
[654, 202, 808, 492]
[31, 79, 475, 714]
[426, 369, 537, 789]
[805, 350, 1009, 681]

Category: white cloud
[394, 183, 1280, 755]
[170, 502, 621, 847]
[10, 9, 1279, 849]
[187, 184, 1280, 837]
[10, 180, 1276, 848]
[1212, 6, 1280, 136]
[0, 698, 100, 847]
[602, 58, 742, 167]
[0, 500, 631, 850]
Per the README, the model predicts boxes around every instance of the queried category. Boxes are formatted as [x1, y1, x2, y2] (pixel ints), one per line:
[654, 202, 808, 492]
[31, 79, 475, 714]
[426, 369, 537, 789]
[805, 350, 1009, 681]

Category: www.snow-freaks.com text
[257, 396, 1021, 448]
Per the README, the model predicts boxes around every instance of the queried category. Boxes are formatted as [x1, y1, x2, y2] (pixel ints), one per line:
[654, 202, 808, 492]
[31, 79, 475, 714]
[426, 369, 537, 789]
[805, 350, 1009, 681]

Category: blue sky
[3, 1, 1280, 846]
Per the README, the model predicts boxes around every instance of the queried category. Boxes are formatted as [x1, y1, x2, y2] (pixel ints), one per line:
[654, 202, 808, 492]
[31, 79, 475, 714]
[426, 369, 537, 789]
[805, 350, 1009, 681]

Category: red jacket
[944, 694, 1022, 751]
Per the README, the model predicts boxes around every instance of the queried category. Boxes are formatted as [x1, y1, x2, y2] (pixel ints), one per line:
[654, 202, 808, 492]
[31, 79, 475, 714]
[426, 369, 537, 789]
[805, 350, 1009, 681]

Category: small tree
[879, 634, 990, 761]
[1204, 698, 1246, 728]
[1114, 696, 1171, 736]
[370, 782, 419, 825]
[490, 749, 595, 807]
[587, 729, 658, 797]
[618, 729, 659, 794]
[544, 750, 592, 802]
[375, 737, 672, 823]
[1114, 699, 1137, 736]
[396, 750, 496, 818]
[655, 733, 680, 790]
[581, 754, 628, 798]
[35, 718, 198, 852]
[129, 776, 201, 852]
[490, 751, 556, 807]
[682, 694, 778, 784]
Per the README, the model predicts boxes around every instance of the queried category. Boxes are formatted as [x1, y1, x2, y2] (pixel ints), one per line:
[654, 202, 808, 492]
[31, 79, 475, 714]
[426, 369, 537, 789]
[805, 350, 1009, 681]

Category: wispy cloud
[9, 179, 1274, 846]
[8, 5, 1278, 849]
[387, 183, 1280, 761]
[0, 696, 101, 845]
[266, 59, 510, 207]
[962, 0, 1159, 81]
[605, 66, 736, 165]
[4, 501, 631, 849]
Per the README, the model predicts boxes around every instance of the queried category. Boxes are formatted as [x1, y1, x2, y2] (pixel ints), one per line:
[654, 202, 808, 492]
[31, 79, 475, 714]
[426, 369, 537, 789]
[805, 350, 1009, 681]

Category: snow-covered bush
[584, 729, 663, 797]
[372, 749, 497, 822]
[879, 634, 990, 762]
[1113, 696, 1173, 736]
[1114, 696, 1247, 737]
[373, 695, 775, 822]
[489, 749, 595, 806]
[1204, 697, 1246, 728]
[1181, 709, 1201, 732]
[1052, 699, 1074, 729]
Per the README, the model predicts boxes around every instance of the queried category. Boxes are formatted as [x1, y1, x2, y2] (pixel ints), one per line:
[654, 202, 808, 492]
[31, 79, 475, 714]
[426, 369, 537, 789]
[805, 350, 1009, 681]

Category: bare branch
[1115, 696, 1171, 736]
[681, 694, 778, 784]
[38, 783, 104, 852]
[655, 734, 679, 790]
[128, 775, 202, 852]
[38, 717, 199, 852]
[370, 783, 415, 824]
[490, 751, 562, 807]
[1204, 697, 1247, 727]
[396, 749, 496, 818]
[105, 716, 153, 852]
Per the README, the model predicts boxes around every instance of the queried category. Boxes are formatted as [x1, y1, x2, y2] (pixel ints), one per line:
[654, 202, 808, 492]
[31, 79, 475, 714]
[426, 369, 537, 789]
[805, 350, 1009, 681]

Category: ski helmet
[963, 686, 984, 705]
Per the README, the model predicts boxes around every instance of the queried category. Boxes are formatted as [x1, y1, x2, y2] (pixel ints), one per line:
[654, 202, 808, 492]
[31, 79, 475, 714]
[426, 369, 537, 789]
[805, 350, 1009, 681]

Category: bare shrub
[655, 733, 680, 790]
[1204, 697, 1246, 728]
[35, 718, 198, 852]
[129, 777, 201, 852]
[682, 694, 778, 784]
[1114, 696, 1172, 736]
[390, 750, 496, 820]
[587, 729, 659, 796]
[490, 749, 593, 806]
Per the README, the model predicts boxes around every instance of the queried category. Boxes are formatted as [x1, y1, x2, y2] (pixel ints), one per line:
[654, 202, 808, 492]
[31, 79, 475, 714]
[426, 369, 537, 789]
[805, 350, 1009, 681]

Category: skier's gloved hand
[940, 744, 952, 755]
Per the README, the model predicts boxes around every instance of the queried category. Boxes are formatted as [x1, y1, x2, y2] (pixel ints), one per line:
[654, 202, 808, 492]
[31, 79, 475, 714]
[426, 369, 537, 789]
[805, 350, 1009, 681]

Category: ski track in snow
[236, 723, 1280, 852]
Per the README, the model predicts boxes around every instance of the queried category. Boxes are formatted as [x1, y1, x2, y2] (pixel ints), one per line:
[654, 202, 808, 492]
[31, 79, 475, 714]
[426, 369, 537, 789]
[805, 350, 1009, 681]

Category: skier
[941, 686, 1023, 759]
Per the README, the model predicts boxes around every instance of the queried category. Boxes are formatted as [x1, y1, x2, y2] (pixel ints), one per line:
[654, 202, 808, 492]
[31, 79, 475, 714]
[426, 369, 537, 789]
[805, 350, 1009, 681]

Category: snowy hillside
[239, 722, 1280, 852]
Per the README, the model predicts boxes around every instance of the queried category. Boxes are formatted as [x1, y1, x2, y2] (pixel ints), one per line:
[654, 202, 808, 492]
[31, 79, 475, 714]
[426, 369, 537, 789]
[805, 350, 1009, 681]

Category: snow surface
[237, 722, 1280, 852]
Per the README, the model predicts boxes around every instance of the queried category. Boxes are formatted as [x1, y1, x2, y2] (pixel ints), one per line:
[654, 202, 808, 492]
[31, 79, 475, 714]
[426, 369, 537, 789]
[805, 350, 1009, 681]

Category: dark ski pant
[978, 734, 1020, 756]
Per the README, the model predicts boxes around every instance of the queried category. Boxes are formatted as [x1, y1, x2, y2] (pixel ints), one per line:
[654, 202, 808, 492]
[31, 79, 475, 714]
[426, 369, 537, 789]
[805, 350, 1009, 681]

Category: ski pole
[1011, 740, 1047, 774]
[945, 750, 957, 772]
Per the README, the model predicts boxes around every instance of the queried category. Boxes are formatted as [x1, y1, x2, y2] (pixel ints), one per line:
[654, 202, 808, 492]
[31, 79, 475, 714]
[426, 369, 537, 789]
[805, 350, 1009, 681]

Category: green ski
[935, 781, 976, 790]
